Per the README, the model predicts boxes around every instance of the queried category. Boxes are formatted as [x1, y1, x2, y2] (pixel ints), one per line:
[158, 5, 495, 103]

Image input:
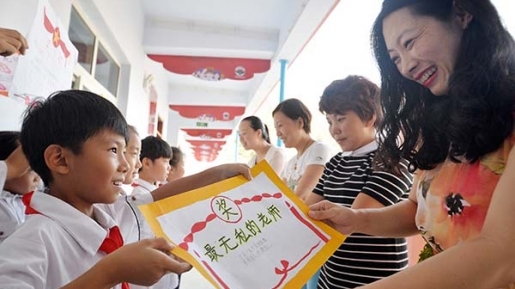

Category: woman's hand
[308, 200, 358, 235]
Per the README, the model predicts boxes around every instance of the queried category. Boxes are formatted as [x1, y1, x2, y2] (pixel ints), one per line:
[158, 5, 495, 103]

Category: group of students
[0, 87, 252, 288]
[2, 0, 515, 288]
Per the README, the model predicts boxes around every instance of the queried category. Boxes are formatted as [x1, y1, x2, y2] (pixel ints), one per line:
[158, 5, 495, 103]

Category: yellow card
[138, 160, 345, 289]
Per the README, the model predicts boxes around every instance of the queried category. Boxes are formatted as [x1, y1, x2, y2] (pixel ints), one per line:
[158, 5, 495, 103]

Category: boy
[133, 136, 172, 196]
[131, 136, 177, 288]
[0, 131, 41, 243]
[0, 90, 251, 288]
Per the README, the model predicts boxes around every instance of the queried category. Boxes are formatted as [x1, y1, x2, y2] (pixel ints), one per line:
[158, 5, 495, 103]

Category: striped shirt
[314, 150, 413, 289]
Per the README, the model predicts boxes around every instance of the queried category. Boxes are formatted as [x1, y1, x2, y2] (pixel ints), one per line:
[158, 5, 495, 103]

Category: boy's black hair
[0, 131, 20, 160]
[140, 136, 172, 162]
[20, 90, 129, 186]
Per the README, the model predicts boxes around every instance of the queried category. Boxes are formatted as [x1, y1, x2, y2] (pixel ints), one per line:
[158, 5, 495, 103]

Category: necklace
[293, 139, 313, 171]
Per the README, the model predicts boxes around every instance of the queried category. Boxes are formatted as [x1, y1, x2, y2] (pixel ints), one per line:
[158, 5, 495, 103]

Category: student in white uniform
[0, 90, 251, 289]
[0, 29, 189, 289]
[0, 131, 40, 243]
[239, 116, 287, 175]
[273, 99, 333, 202]
[132, 136, 171, 198]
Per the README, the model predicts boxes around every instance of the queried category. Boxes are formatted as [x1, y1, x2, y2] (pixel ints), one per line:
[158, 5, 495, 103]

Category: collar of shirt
[26, 192, 118, 256]
[349, 140, 378, 156]
[132, 178, 157, 193]
[0, 189, 22, 202]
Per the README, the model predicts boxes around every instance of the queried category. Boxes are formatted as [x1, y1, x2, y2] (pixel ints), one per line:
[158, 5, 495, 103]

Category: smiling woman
[238, 116, 287, 175]
[272, 99, 333, 202]
[305, 75, 412, 289]
[308, 0, 515, 288]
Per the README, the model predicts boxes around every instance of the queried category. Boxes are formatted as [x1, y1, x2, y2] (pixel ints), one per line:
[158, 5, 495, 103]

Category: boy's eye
[110, 148, 117, 153]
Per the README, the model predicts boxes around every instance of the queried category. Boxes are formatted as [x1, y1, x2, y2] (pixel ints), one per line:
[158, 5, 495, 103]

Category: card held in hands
[138, 160, 345, 289]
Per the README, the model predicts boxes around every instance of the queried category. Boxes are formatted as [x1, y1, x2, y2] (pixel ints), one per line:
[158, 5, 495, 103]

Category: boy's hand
[214, 163, 252, 181]
[0, 28, 28, 56]
[5, 146, 30, 180]
[106, 238, 192, 286]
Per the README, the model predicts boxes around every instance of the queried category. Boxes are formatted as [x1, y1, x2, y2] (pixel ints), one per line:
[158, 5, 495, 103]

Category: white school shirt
[95, 188, 153, 245]
[0, 192, 124, 289]
[0, 161, 26, 243]
[281, 141, 333, 192]
[247, 145, 288, 176]
[129, 179, 179, 289]
[130, 178, 158, 240]
[97, 187, 179, 289]
[0, 189, 25, 243]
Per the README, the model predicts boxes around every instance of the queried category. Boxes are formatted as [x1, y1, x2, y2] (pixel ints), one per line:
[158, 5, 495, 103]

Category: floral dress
[415, 135, 515, 289]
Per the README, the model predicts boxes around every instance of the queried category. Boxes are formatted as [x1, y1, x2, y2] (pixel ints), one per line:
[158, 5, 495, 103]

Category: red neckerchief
[22, 192, 130, 289]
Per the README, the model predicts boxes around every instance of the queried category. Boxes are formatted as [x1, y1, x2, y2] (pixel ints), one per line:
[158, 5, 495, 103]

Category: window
[95, 43, 119, 95]
[68, 6, 120, 98]
[68, 8, 95, 73]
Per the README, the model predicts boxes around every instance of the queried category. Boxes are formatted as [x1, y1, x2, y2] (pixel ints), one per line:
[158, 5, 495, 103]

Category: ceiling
[139, 0, 339, 162]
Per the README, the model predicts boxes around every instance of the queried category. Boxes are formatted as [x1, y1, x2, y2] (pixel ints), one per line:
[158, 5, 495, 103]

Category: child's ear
[141, 157, 152, 169]
[44, 145, 70, 175]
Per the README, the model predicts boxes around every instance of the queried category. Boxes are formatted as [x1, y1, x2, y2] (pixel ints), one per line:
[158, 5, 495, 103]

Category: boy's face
[4, 169, 40, 195]
[123, 131, 142, 185]
[143, 157, 171, 183]
[60, 129, 128, 207]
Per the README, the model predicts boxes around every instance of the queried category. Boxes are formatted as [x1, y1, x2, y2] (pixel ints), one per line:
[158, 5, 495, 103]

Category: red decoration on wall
[148, 55, 270, 81]
[192, 146, 219, 162]
[169, 105, 245, 121]
[181, 128, 232, 139]
[187, 140, 226, 148]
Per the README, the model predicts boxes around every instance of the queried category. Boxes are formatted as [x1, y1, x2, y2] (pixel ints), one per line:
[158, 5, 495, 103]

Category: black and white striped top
[313, 150, 413, 289]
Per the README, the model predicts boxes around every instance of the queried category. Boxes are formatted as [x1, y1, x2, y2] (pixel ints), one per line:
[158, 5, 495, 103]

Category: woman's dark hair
[372, 0, 515, 172]
[169, 146, 184, 168]
[272, 98, 312, 133]
[241, 116, 271, 144]
[0, 131, 20, 160]
[319, 75, 382, 128]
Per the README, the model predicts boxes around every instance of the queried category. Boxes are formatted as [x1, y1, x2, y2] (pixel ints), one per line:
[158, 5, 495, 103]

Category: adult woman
[272, 98, 333, 202]
[239, 116, 287, 175]
[167, 146, 185, 182]
[306, 76, 412, 289]
[309, 0, 515, 288]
